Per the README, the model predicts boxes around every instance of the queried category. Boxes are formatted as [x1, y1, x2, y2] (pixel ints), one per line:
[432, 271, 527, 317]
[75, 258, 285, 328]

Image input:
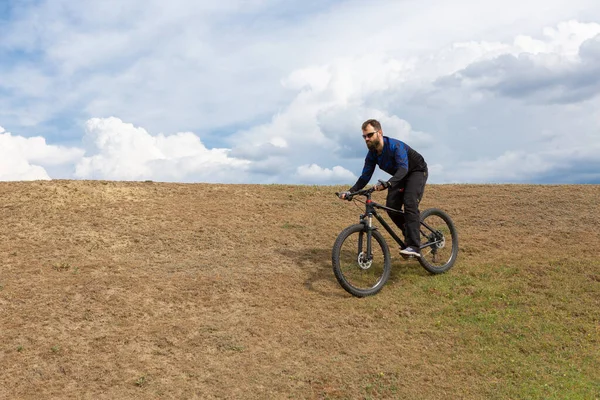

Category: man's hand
[338, 191, 351, 200]
[374, 180, 390, 191]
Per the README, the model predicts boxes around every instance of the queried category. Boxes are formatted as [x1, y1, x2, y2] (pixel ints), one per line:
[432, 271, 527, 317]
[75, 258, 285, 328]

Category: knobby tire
[332, 224, 391, 297]
[417, 208, 459, 274]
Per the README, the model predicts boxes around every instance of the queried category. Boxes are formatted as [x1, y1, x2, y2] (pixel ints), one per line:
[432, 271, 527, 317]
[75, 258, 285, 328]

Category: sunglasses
[362, 131, 378, 139]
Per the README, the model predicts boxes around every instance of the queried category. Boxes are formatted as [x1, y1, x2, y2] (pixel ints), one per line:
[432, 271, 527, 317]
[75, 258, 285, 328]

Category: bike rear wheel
[418, 208, 459, 274]
[332, 224, 391, 297]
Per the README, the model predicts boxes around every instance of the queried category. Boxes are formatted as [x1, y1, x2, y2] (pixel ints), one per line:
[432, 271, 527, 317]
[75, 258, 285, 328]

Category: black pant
[386, 170, 428, 249]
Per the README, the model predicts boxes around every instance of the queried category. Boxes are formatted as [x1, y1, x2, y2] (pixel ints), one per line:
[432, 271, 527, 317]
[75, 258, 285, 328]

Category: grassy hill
[1, 181, 599, 399]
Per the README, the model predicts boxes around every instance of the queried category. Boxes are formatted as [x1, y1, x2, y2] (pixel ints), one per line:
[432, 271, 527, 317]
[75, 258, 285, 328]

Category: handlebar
[335, 187, 373, 201]
[335, 180, 390, 201]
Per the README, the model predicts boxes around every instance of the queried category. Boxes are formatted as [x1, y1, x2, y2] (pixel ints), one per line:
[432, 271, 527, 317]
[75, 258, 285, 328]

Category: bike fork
[359, 216, 374, 260]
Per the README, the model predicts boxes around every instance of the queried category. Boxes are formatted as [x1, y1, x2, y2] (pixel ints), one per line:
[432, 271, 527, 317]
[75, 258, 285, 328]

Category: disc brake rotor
[357, 252, 372, 270]
[436, 233, 446, 249]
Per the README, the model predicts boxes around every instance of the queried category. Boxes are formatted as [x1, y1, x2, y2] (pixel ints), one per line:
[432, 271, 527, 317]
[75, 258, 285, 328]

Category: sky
[1, 0, 600, 184]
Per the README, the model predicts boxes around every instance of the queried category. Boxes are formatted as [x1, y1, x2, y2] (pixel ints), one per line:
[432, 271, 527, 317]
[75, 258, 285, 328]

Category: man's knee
[404, 197, 419, 213]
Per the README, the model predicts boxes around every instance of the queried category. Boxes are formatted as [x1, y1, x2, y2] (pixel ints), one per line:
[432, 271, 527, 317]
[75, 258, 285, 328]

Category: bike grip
[337, 191, 352, 200]
[378, 179, 390, 189]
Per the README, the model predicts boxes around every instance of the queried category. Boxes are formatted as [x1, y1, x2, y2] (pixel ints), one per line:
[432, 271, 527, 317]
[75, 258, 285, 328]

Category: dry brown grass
[0, 180, 598, 399]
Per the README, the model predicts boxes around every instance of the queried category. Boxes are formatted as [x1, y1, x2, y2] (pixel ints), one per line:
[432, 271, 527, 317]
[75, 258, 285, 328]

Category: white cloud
[0, 129, 83, 181]
[282, 66, 332, 92]
[295, 164, 356, 184]
[446, 140, 600, 183]
[435, 21, 600, 99]
[75, 117, 250, 182]
[227, 55, 435, 183]
[516, 20, 600, 58]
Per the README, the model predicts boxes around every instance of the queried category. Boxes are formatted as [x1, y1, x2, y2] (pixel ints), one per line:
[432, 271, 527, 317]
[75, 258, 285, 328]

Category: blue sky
[1, 0, 600, 184]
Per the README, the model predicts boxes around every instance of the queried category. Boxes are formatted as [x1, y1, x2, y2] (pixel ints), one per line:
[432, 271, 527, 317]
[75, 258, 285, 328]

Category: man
[340, 119, 428, 257]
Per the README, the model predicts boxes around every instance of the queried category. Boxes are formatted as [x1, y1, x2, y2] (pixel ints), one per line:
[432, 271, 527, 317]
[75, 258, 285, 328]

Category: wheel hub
[357, 252, 372, 270]
[436, 234, 445, 249]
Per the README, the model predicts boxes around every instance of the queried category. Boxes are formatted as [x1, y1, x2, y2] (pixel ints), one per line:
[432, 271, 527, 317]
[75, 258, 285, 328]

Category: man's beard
[366, 138, 380, 150]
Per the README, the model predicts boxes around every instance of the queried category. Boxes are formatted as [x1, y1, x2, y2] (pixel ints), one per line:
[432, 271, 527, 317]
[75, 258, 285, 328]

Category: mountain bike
[333, 184, 459, 297]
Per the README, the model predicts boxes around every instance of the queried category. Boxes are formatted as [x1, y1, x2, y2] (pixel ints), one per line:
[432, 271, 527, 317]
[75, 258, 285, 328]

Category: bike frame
[352, 188, 443, 255]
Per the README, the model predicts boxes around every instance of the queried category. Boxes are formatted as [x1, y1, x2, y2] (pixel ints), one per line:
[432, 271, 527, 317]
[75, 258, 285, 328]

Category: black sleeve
[349, 153, 376, 192]
[388, 166, 408, 186]
[349, 177, 369, 193]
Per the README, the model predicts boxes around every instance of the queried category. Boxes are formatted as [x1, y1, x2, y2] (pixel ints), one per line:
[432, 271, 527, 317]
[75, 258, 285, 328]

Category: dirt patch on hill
[1, 181, 598, 399]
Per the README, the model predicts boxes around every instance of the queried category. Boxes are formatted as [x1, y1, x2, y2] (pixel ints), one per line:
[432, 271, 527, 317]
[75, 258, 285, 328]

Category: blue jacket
[350, 136, 427, 192]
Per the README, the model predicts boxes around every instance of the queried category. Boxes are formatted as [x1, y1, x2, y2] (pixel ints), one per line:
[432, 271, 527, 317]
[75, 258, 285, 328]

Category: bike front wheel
[332, 224, 391, 297]
[418, 208, 459, 274]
